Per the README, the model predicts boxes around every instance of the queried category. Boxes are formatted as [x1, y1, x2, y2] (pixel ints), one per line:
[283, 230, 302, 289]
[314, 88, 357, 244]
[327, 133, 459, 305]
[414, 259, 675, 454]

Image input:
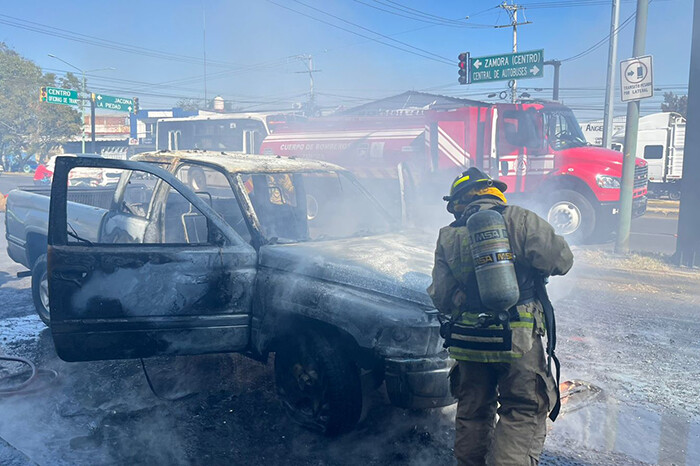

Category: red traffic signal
[458, 52, 469, 85]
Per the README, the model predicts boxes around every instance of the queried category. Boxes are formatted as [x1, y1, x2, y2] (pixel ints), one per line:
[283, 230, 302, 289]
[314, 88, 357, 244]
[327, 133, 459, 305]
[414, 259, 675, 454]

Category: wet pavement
[1, 214, 699, 465]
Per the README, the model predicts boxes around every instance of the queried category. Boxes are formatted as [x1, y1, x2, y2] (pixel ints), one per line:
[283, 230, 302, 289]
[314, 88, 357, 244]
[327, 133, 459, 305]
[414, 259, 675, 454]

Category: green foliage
[0, 43, 81, 159]
[176, 98, 204, 112]
[661, 92, 688, 118]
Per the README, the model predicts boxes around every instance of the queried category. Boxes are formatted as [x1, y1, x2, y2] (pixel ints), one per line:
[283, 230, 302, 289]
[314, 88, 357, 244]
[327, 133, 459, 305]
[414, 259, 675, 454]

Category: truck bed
[5, 186, 115, 269]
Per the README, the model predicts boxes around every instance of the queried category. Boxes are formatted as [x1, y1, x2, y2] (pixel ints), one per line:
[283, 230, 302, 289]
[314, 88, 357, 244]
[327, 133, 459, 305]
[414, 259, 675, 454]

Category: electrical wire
[561, 11, 636, 62]
[466, 4, 501, 19]
[350, 0, 493, 28]
[290, 0, 454, 63]
[0, 13, 240, 69]
[266, 0, 453, 66]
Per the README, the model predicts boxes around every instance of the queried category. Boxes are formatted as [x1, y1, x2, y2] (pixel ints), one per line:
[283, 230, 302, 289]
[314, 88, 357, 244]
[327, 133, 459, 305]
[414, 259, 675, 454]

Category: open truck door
[47, 156, 257, 362]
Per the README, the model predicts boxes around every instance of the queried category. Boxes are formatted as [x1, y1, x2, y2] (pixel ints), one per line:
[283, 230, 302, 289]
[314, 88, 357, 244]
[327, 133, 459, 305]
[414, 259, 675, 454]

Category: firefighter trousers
[450, 337, 556, 466]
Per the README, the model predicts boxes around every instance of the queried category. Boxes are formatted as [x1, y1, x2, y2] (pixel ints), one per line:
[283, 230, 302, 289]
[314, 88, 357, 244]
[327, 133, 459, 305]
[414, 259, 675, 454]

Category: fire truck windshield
[544, 110, 588, 150]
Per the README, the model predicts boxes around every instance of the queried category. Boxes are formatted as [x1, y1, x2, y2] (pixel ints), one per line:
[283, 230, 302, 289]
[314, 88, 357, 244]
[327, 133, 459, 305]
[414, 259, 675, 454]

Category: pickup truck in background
[14, 151, 453, 435]
[5, 183, 127, 324]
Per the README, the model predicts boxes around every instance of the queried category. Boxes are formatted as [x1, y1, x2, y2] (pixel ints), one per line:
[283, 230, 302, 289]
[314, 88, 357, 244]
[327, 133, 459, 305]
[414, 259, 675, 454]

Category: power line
[561, 9, 637, 62]
[350, 0, 492, 28]
[290, 0, 454, 62]
[521, 0, 670, 8]
[0, 14, 246, 69]
[266, 0, 453, 66]
[465, 4, 501, 19]
[378, 0, 468, 24]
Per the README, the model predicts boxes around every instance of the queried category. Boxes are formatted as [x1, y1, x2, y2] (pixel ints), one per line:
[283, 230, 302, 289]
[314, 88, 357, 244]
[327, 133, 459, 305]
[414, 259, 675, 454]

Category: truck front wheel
[31, 254, 50, 327]
[545, 190, 595, 244]
[274, 332, 362, 436]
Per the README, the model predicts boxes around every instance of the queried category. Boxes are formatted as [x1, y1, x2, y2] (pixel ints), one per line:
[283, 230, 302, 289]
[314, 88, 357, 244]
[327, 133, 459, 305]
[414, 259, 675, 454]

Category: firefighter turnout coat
[428, 197, 574, 363]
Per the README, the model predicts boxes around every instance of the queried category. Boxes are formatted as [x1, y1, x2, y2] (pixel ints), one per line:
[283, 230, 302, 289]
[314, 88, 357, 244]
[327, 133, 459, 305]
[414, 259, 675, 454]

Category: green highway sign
[94, 93, 134, 112]
[42, 86, 79, 106]
[470, 49, 544, 84]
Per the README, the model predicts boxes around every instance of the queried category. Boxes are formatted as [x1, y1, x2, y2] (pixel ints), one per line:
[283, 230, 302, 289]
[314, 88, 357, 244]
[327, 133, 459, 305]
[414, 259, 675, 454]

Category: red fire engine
[260, 92, 648, 242]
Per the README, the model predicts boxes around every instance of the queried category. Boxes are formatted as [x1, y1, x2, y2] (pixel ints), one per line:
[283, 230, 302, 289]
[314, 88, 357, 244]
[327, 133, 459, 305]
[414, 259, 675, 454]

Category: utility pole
[90, 93, 96, 153]
[675, 0, 700, 268]
[496, 1, 531, 103]
[603, 0, 621, 148]
[615, 0, 649, 254]
[544, 60, 561, 100]
[295, 55, 321, 116]
[202, 5, 208, 108]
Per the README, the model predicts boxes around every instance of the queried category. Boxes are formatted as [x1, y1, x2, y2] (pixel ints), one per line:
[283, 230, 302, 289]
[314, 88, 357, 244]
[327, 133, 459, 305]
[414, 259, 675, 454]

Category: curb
[644, 209, 678, 219]
[0, 172, 33, 177]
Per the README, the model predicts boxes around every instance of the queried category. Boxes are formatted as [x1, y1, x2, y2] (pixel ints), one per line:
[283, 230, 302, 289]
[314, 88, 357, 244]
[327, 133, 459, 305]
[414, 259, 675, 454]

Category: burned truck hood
[258, 232, 437, 307]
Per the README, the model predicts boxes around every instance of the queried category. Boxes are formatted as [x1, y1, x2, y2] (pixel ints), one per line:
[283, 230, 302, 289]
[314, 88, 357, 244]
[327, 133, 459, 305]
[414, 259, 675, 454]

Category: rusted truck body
[44, 151, 452, 435]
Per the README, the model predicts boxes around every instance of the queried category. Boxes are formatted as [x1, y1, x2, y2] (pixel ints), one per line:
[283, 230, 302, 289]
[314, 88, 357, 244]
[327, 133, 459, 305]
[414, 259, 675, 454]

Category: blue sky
[0, 0, 693, 120]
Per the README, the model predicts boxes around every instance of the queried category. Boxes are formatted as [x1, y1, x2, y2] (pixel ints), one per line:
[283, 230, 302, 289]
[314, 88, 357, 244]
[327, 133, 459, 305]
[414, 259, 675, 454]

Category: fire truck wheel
[275, 332, 362, 436]
[545, 190, 595, 244]
[669, 190, 680, 201]
[31, 254, 50, 327]
[188, 167, 207, 191]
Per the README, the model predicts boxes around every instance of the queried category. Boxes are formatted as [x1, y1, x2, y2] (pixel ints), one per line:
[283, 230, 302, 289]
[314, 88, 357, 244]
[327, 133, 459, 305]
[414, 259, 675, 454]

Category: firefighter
[428, 167, 573, 466]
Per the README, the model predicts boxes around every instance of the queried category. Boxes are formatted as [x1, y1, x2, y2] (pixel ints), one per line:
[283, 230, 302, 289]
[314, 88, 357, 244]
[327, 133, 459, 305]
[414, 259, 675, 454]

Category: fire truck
[260, 92, 648, 242]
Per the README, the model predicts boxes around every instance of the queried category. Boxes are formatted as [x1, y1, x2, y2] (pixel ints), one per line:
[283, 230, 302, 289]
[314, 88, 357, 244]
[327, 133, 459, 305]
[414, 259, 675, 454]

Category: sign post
[615, 0, 650, 255]
[470, 49, 544, 84]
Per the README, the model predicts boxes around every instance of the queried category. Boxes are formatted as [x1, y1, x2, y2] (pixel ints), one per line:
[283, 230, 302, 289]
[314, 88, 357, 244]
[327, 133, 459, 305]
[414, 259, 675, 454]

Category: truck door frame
[48, 156, 257, 362]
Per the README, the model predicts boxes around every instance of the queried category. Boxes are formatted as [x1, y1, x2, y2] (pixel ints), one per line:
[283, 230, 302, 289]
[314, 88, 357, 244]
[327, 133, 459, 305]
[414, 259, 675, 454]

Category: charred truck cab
[44, 151, 452, 436]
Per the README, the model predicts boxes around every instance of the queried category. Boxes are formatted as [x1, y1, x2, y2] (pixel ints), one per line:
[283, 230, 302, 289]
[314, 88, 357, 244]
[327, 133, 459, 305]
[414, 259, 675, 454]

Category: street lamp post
[47, 54, 114, 153]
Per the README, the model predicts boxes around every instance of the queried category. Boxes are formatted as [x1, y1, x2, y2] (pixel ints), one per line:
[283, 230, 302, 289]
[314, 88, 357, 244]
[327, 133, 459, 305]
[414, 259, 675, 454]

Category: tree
[175, 98, 203, 112]
[661, 92, 688, 118]
[0, 43, 81, 160]
[176, 97, 241, 113]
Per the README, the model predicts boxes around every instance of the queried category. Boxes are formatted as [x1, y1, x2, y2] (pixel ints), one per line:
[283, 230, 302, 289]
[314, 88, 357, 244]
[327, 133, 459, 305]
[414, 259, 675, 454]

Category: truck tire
[545, 190, 595, 244]
[274, 332, 362, 436]
[188, 167, 207, 191]
[31, 254, 50, 327]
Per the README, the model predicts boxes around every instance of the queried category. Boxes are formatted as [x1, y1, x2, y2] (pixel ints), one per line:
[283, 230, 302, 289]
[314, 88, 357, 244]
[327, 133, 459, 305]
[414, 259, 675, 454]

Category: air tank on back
[466, 209, 520, 312]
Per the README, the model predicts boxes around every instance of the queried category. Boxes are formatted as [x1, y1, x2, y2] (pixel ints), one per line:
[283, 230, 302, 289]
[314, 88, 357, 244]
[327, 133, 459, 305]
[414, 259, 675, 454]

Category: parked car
[7, 150, 453, 435]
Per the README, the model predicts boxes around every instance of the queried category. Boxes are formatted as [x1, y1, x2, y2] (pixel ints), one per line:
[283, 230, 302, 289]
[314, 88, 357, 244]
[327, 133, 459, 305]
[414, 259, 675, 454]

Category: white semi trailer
[580, 112, 685, 199]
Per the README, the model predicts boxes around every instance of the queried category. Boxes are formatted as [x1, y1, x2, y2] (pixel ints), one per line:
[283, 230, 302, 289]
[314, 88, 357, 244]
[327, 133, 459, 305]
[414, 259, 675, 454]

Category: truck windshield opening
[239, 171, 392, 243]
[544, 110, 589, 150]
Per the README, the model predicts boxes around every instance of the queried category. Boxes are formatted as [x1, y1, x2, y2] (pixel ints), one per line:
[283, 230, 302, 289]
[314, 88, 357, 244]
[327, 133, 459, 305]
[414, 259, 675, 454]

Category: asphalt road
[1, 206, 699, 464]
[630, 214, 678, 255]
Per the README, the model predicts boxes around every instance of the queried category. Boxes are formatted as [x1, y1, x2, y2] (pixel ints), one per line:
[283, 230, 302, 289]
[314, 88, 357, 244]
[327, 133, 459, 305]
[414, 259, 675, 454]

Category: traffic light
[39, 86, 47, 102]
[458, 52, 469, 85]
[133, 97, 139, 114]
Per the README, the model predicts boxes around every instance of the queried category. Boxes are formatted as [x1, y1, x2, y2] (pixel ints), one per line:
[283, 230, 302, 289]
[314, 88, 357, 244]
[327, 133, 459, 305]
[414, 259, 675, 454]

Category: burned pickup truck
[40, 151, 452, 434]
